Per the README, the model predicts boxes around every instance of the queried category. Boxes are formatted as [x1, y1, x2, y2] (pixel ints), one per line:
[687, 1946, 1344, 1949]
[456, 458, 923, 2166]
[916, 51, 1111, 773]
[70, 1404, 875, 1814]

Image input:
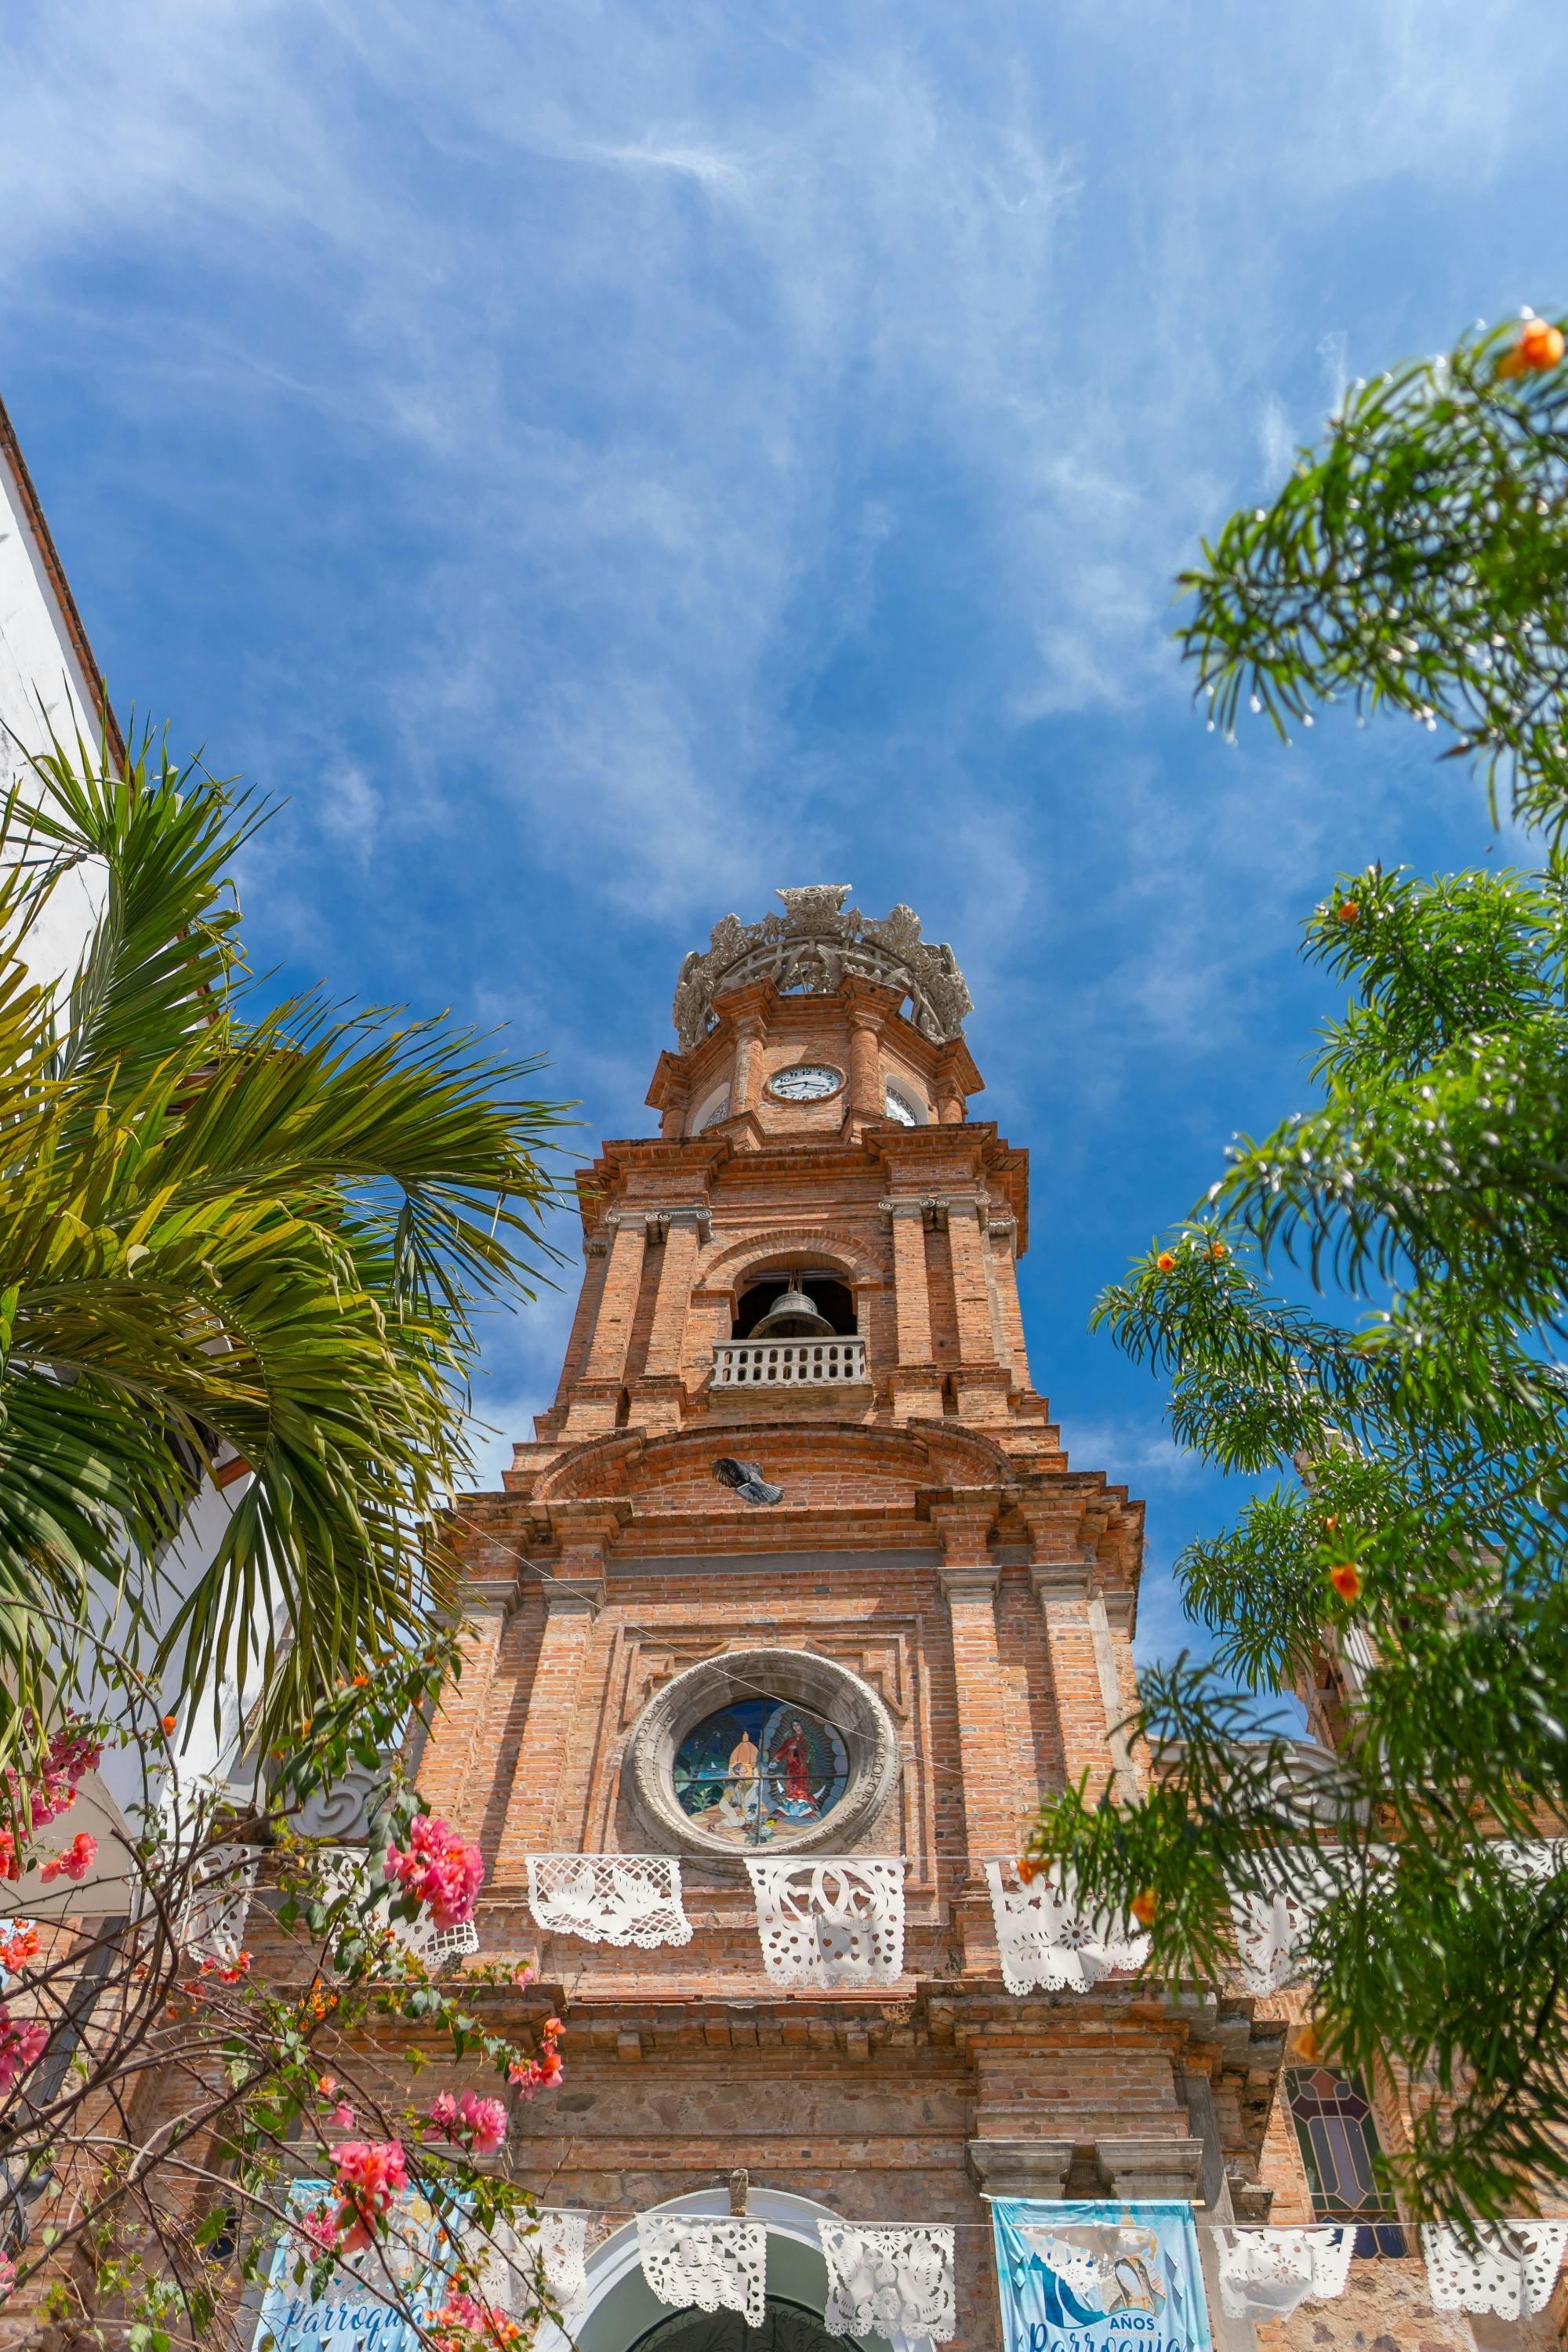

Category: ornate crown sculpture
[671, 885, 972, 1052]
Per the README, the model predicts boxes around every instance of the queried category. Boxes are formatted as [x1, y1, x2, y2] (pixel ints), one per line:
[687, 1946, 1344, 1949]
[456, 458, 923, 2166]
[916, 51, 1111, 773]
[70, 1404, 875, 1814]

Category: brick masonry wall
[405, 980, 1568, 2352]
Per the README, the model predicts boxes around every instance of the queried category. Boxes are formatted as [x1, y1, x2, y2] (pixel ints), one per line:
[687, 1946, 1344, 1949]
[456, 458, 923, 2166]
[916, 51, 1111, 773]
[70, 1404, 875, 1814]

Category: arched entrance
[535, 2189, 906, 2352]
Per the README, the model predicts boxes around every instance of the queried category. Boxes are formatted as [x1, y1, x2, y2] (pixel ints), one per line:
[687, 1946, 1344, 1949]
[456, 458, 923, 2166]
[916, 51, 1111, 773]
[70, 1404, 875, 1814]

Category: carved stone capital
[965, 2138, 1074, 2200]
[1030, 1561, 1093, 1606]
[938, 1561, 1001, 1601]
[538, 1575, 604, 1617]
[1094, 2136, 1204, 2201]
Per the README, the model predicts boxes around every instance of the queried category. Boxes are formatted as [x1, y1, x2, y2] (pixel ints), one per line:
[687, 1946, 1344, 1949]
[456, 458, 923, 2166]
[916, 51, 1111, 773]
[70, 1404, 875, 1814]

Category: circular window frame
[625, 1647, 899, 1860]
[764, 1063, 845, 1105]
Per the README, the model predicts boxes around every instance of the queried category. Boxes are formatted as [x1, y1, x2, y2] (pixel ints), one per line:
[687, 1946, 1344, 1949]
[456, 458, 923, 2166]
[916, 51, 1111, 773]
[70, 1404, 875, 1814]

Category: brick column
[884, 1200, 942, 1418]
[641, 1210, 705, 1380]
[935, 1050, 967, 1125]
[929, 1499, 1024, 1875]
[564, 1214, 645, 1436]
[989, 1213, 1033, 1391]
[946, 1198, 1011, 1421]
[414, 1574, 519, 1838]
[1031, 1563, 1138, 1802]
[495, 1537, 609, 1872]
[732, 1017, 765, 1116]
[847, 1009, 883, 1125]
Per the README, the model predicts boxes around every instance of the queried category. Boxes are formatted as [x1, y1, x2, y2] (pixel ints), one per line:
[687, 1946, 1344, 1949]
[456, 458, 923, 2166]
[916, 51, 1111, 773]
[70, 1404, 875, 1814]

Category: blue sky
[4, 0, 1565, 1670]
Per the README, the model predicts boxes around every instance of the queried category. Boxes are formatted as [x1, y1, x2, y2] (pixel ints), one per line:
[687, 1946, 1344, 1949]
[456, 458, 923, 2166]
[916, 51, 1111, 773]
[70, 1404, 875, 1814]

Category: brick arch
[698, 1225, 887, 1297]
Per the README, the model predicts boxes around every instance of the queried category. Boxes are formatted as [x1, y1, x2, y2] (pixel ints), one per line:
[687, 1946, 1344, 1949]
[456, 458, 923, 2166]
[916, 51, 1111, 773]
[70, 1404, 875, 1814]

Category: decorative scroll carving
[294, 1763, 383, 1843]
[179, 1843, 260, 1967]
[818, 2222, 957, 2342]
[983, 1860, 1149, 1993]
[637, 2215, 767, 2325]
[672, 887, 972, 1050]
[1421, 2222, 1568, 2318]
[526, 1854, 693, 1948]
[744, 1856, 905, 1987]
[1216, 2227, 1354, 2321]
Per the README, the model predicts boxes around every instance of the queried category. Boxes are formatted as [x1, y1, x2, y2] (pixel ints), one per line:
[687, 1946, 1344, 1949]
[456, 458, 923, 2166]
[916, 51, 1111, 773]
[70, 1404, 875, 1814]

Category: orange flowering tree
[0, 1650, 566, 2352]
[1027, 311, 1568, 2230]
[1180, 310, 1568, 834]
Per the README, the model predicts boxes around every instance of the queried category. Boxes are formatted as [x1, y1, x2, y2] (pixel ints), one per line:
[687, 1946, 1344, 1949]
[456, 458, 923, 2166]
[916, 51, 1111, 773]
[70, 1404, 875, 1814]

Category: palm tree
[0, 725, 567, 1768]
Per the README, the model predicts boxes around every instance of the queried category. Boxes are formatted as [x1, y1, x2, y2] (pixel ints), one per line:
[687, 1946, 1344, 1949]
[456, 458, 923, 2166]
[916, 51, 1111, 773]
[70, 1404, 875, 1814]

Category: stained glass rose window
[672, 1699, 850, 1848]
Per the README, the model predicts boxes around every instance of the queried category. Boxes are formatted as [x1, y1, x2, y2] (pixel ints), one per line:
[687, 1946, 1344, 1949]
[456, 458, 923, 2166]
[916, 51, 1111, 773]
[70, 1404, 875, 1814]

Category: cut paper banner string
[1227, 1870, 1336, 1998]
[1217, 2227, 1354, 2321]
[745, 1857, 905, 1987]
[526, 1853, 693, 1948]
[465, 2210, 590, 2316]
[179, 1842, 260, 1968]
[1421, 2221, 1568, 2320]
[637, 2214, 767, 2327]
[321, 1849, 479, 1972]
[983, 1860, 1149, 1994]
[818, 2222, 956, 2343]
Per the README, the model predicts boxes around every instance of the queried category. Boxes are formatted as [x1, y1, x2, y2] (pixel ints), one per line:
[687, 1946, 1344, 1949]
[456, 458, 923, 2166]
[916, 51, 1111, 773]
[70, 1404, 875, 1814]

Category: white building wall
[0, 396, 111, 996]
[0, 397, 264, 1873]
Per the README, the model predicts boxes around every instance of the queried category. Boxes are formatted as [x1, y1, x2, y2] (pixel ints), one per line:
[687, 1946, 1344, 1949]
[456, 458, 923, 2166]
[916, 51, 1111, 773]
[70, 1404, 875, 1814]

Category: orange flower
[1499, 318, 1566, 376]
[1015, 1853, 1043, 1885]
[1336, 901, 1359, 925]
[352, 1675, 370, 1690]
[162, 1715, 177, 1736]
[1323, 1514, 1340, 1534]
[1329, 1561, 1363, 1602]
[1208, 1241, 1229, 1261]
[1131, 1889, 1158, 1927]
[1156, 1251, 1177, 1273]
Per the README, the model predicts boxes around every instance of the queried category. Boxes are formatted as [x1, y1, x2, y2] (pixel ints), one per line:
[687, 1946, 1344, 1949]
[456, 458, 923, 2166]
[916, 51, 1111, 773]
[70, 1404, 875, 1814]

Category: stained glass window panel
[1284, 2067, 1404, 2254]
[672, 1698, 850, 1846]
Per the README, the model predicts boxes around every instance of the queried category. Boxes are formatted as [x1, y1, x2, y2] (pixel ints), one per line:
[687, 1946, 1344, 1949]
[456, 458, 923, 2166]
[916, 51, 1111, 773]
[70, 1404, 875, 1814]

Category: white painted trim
[537, 2185, 925, 2352]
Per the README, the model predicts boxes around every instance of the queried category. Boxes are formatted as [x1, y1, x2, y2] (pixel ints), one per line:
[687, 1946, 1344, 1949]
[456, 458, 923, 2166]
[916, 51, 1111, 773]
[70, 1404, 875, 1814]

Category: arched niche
[536, 2187, 918, 2352]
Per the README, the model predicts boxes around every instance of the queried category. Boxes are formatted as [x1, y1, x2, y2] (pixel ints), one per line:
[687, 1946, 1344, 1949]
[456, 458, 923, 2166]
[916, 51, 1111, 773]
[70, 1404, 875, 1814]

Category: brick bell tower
[425, 887, 1286, 2352]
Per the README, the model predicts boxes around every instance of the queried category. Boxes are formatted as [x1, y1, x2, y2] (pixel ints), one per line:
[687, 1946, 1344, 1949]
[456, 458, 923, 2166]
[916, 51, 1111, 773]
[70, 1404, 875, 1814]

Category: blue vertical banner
[253, 2184, 447, 2352]
[990, 2201, 1214, 2352]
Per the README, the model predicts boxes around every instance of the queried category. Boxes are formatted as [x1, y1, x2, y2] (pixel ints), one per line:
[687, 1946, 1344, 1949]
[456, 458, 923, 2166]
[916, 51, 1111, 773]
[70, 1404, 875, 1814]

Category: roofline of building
[0, 389, 125, 767]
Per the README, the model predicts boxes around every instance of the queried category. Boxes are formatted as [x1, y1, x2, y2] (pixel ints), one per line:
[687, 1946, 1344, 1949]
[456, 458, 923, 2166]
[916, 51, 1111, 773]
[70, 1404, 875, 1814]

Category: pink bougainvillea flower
[427, 2091, 460, 2137]
[434, 2294, 524, 2352]
[383, 1816, 485, 1928]
[299, 2204, 340, 2257]
[0, 2007, 49, 2092]
[38, 1831, 96, 1885]
[457, 2091, 508, 2154]
[0, 1925, 40, 1974]
[330, 2138, 408, 2251]
[328, 2100, 355, 2130]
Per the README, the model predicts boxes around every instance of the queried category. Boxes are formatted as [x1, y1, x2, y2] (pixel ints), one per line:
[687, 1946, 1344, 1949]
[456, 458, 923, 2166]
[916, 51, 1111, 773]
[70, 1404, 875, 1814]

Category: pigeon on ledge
[712, 1456, 784, 1507]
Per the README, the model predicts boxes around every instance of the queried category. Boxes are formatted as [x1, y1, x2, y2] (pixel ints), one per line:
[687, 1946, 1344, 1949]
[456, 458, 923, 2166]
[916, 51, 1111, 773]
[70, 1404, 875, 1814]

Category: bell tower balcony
[712, 1334, 869, 1388]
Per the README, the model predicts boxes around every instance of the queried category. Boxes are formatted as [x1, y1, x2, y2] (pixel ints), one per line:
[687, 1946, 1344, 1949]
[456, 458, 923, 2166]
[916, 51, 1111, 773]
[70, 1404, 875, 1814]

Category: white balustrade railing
[713, 1337, 867, 1387]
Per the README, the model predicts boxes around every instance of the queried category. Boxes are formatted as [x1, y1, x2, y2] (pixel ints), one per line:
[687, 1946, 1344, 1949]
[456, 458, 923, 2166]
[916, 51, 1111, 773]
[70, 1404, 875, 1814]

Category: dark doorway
[629, 2297, 867, 2352]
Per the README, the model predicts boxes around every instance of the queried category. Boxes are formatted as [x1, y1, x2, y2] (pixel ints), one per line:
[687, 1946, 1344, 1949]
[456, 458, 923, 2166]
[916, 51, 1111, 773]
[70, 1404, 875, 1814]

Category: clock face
[884, 1084, 921, 1127]
[769, 1062, 844, 1103]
